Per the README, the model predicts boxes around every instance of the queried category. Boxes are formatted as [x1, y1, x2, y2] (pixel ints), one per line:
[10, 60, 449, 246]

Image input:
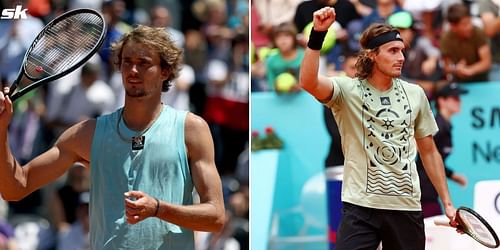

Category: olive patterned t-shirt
[325, 77, 438, 210]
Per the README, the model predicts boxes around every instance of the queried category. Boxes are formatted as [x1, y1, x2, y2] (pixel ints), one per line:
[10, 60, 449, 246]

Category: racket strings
[25, 12, 104, 79]
[459, 210, 499, 247]
[35, 15, 102, 70]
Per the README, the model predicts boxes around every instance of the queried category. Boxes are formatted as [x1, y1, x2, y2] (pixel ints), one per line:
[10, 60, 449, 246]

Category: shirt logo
[380, 97, 391, 105]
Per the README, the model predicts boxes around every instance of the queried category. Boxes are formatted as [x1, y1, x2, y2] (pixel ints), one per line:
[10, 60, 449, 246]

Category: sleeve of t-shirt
[323, 76, 347, 108]
[474, 27, 489, 48]
[414, 87, 438, 138]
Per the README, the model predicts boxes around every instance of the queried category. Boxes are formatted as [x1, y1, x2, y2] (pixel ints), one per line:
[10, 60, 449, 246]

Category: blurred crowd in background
[251, 0, 500, 97]
[0, 0, 249, 249]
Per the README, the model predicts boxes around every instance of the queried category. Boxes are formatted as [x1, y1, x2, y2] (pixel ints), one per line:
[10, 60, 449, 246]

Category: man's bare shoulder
[184, 112, 210, 136]
[184, 112, 214, 155]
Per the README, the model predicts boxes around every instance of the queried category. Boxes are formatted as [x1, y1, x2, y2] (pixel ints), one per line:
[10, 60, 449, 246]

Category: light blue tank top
[90, 105, 194, 249]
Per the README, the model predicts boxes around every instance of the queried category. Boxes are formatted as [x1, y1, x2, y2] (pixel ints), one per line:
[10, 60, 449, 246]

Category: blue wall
[251, 92, 330, 239]
[446, 83, 500, 207]
[251, 91, 329, 206]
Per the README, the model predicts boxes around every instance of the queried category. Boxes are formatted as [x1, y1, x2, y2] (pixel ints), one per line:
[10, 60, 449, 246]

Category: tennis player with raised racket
[0, 20, 224, 250]
[300, 7, 458, 249]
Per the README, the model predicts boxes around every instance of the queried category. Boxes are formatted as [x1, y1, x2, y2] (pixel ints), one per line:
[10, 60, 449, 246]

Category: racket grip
[434, 219, 451, 227]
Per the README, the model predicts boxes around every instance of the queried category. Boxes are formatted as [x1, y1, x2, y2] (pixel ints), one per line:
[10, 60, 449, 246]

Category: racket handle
[434, 219, 452, 227]
[9, 92, 20, 102]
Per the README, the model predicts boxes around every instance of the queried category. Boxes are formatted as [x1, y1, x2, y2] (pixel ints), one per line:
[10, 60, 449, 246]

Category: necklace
[115, 107, 162, 150]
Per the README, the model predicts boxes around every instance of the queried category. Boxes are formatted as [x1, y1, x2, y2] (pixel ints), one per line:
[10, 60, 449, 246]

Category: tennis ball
[303, 22, 336, 55]
[257, 47, 279, 60]
[275, 72, 297, 93]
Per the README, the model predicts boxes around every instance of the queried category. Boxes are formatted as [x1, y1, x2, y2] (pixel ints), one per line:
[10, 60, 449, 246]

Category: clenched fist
[312, 7, 336, 32]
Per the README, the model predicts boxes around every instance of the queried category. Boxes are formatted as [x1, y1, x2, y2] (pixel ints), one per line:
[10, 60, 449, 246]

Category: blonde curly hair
[111, 25, 183, 92]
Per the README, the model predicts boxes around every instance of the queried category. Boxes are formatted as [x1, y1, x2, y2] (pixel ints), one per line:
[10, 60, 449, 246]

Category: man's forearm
[0, 129, 27, 201]
[299, 48, 322, 92]
[420, 150, 453, 206]
[468, 59, 492, 76]
[155, 201, 224, 232]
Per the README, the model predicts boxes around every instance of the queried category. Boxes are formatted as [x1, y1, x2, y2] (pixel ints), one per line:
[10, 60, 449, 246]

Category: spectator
[250, 1, 270, 48]
[326, 49, 358, 77]
[161, 64, 195, 111]
[361, 0, 402, 30]
[478, 0, 500, 81]
[8, 89, 44, 164]
[250, 42, 269, 92]
[150, 5, 185, 49]
[440, 3, 492, 83]
[57, 191, 90, 250]
[400, 0, 443, 42]
[348, 0, 374, 17]
[45, 61, 115, 137]
[50, 164, 90, 231]
[183, 30, 208, 115]
[0, 197, 15, 250]
[253, 0, 302, 37]
[99, 0, 132, 76]
[68, 0, 103, 10]
[388, 11, 443, 97]
[204, 34, 249, 176]
[265, 22, 304, 91]
[227, 0, 249, 34]
[0, 1, 44, 84]
[195, 0, 233, 62]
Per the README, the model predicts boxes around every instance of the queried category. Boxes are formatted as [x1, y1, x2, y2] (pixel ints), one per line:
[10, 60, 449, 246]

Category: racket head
[9, 8, 106, 101]
[456, 206, 500, 248]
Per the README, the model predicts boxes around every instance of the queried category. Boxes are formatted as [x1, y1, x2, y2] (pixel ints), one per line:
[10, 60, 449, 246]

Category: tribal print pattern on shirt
[359, 79, 414, 196]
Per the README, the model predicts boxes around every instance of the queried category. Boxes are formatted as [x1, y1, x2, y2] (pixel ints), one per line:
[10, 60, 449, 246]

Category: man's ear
[161, 68, 170, 81]
[367, 50, 376, 61]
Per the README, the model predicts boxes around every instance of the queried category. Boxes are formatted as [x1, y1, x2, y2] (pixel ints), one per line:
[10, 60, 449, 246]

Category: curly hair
[355, 23, 399, 79]
[111, 25, 183, 92]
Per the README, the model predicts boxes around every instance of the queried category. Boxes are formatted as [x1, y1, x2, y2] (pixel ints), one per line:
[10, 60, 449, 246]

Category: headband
[365, 30, 403, 50]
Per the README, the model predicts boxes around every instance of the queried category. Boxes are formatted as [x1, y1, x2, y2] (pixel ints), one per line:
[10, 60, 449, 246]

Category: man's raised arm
[299, 7, 337, 102]
[0, 89, 92, 200]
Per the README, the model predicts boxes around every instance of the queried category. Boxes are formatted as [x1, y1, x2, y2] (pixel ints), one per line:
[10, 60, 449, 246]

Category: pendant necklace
[116, 107, 162, 150]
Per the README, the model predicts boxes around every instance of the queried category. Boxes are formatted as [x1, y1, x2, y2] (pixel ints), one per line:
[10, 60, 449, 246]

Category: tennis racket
[7, 8, 106, 102]
[434, 206, 500, 248]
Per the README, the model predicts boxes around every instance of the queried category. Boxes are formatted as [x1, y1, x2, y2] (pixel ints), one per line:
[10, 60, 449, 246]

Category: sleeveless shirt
[90, 105, 194, 249]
